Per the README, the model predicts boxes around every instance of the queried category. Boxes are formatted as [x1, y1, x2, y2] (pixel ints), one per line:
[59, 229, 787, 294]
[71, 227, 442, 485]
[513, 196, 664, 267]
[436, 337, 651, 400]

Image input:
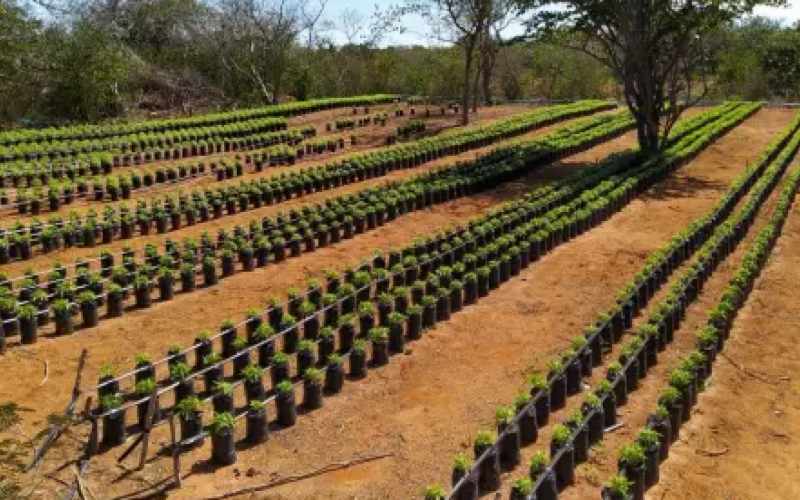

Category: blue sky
[321, 0, 800, 46]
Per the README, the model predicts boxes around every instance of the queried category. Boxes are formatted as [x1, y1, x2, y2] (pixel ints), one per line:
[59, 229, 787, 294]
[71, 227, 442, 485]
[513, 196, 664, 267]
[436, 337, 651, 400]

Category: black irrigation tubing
[0, 95, 398, 152]
[468, 110, 800, 500]
[606, 148, 800, 500]
[0, 101, 615, 249]
[89, 103, 757, 458]
[444, 102, 765, 499]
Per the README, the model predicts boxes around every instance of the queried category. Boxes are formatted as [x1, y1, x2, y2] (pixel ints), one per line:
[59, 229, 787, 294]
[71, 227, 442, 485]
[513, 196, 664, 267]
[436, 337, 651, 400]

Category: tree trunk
[472, 54, 481, 112]
[461, 39, 476, 126]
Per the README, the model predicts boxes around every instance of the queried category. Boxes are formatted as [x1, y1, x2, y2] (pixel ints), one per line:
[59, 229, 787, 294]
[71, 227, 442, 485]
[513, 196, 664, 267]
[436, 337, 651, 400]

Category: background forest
[1, 0, 799, 125]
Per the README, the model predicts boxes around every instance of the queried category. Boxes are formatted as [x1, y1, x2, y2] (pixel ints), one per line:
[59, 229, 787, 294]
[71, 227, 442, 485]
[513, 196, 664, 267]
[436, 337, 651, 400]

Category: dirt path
[644, 190, 800, 500]
[0, 110, 612, 277]
[72, 110, 790, 500]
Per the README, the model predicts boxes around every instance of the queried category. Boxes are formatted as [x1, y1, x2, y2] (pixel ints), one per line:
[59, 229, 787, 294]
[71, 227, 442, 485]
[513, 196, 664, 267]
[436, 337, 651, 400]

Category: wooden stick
[137, 395, 160, 471]
[195, 452, 394, 500]
[168, 415, 182, 488]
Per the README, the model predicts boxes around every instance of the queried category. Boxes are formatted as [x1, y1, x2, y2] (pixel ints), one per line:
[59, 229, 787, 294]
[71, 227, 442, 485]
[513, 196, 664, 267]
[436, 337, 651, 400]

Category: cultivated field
[1, 96, 799, 500]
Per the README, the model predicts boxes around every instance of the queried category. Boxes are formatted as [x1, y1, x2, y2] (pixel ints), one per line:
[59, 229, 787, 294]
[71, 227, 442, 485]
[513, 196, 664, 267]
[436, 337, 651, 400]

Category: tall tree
[413, 0, 493, 124]
[516, 0, 785, 154]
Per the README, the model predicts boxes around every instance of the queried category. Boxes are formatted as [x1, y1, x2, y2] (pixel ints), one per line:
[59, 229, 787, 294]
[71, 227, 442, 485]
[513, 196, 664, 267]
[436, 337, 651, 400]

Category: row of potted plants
[433, 101, 772, 500]
[90, 142, 655, 454]
[0, 95, 397, 150]
[601, 122, 800, 500]
[526, 108, 799, 500]
[86, 103, 759, 459]
[0, 116, 291, 163]
[0, 101, 750, 347]
[0, 108, 638, 348]
[0, 101, 620, 261]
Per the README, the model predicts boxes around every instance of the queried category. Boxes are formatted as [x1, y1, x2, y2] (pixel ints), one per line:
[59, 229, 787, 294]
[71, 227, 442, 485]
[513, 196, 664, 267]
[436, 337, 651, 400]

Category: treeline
[0, 0, 798, 126]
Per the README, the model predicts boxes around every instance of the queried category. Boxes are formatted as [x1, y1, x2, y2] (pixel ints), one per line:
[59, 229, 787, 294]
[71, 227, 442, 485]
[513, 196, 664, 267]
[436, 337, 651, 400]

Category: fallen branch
[196, 452, 395, 500]
[721, 353, 776, 385]
[696, 446, 728, 457]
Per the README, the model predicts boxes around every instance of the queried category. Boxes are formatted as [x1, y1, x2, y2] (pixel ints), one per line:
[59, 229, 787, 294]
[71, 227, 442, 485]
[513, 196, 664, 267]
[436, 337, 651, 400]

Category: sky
[320, 0, 800, 46]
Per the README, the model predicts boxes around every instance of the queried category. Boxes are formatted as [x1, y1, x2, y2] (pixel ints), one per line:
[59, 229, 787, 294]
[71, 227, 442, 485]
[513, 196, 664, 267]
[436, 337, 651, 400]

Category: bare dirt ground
[645, 195, 800, 500]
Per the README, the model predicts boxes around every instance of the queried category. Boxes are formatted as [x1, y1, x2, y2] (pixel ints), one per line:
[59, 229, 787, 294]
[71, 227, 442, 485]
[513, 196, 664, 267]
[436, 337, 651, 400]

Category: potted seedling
[637, 428, 661, 488]
[451, 452, 472, 487]
[387, 312, 406, 354]
[582, 393, 605, 445]
[210, 412, 237, 466]
[303, 367, 324, 409]
[495, 406, 521, 469]
[566, 410, 589, 464]
[668, 368, 694, 423]
[607, 361, 628, 406]
[176, 395, 204, 446]
[424, 485, 446, 500]
[550, 424, 575, 490]
[528, 373, 550, 426]
[658, 387, 682, 442]
[617, 444, 645, 500]
[203, 353, 223, 391]
[18, 304, 38, 344]
[246, 399, 269, 444]
[510, 477, 534, 500]
[134, 378, 157, 427]
[270, 351, 290, 386]
[547, 359, 567, 410]
[97, 364, 119, 400]
[280, 314, 299, 354]
[212, 381, 234, 414]
[297, 339, 316, 375]
[406, 304, 423, 340]
[100, 394, 126, 447]
[251, 324, 276, 368]
[52, 299, 74, 336]
[242, 365, 265, 402]
[231, 337, 251, 377]
[276, 380, 297, 427]
[473, 431, 500, 492]
[170, 362, 195, 404]
[334, 313, 353, 353]
[350, 339, 369, 378]
[602, 475, 633, 500]
[369, 327, 389, 366]
[647, 406, 671, 460]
